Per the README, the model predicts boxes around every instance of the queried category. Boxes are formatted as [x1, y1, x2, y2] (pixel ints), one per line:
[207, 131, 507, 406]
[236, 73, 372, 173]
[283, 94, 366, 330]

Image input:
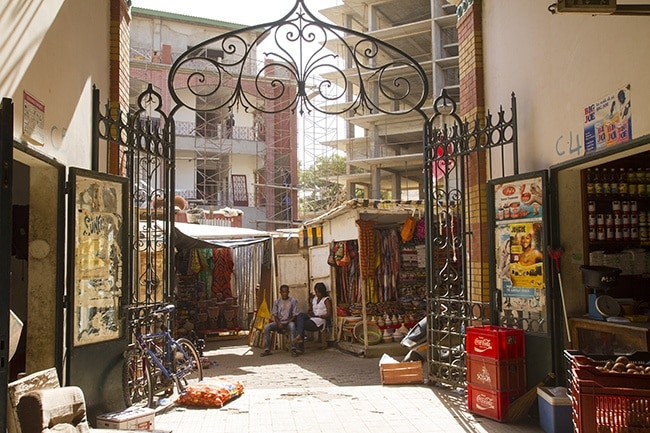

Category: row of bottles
[586, 167, 650, 198]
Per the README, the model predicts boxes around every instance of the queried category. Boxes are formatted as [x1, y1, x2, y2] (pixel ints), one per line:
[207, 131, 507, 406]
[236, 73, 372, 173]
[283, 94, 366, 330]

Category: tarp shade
[173, 222, 272, 250]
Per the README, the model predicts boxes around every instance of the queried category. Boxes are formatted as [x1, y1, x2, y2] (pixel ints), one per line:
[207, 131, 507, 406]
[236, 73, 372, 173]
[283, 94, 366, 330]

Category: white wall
[483, 1, 650, 173]
[1, 0, 111, 169]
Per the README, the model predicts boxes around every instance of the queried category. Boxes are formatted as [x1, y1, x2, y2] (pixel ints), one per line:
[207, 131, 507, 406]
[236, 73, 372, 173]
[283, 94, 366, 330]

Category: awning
[173, 222, 272, 249]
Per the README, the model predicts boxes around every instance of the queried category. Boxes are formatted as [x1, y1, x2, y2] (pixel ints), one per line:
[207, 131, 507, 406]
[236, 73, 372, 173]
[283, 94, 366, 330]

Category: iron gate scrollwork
[424, 90, 518, 387]
[94, 0, 519, 390]
[165, 0, 429, 118]
[94, 84, 175, 322]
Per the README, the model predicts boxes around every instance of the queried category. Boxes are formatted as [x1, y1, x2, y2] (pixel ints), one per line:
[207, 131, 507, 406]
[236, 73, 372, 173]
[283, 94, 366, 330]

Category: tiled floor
[153, 338, 546, 433]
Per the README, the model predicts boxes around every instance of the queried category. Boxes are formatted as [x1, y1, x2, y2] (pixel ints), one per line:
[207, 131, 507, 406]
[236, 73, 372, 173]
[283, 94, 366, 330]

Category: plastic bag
[401, 216, 417, 242]
[176, 379, 244, 408]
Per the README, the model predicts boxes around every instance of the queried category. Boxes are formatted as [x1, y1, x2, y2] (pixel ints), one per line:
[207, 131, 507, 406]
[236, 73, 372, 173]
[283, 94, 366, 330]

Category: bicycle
[123, 304, 204, 408]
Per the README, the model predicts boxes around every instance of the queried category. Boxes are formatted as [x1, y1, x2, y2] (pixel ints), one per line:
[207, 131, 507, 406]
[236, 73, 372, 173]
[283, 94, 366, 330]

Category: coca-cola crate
[466, 326, 525, 360]
[466, 354, 526, 391]
[565, 350, 650, 433]
[467, 383, 523, 422]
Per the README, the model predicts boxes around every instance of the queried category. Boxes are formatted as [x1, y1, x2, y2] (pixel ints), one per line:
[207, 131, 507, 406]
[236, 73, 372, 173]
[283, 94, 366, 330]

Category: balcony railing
[174, 121, 262, 141]
[130, 47, 264, 77]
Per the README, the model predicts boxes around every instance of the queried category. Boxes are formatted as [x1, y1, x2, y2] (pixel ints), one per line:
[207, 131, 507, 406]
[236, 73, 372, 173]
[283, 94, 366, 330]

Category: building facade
[130, 8, 300, 231]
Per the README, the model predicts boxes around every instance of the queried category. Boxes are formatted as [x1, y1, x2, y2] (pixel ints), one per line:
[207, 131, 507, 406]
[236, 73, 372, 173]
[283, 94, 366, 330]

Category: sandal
[260, 350, 271, 357]
[293, 335, 303, 344]
[291, 350, 298, 357]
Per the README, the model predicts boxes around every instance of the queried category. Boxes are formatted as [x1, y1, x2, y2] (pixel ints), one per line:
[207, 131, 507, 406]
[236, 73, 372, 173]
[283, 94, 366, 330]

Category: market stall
[302, 199, 428, 356]
[172, 222, 273, 339]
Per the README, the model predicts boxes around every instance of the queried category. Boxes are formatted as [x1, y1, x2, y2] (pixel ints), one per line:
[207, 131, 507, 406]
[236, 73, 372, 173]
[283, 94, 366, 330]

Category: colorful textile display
[211, 248, 234, 298]
[176, 378, 244, 408]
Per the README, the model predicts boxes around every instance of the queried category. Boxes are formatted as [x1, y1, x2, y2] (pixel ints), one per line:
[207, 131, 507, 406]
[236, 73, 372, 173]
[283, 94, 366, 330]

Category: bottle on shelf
[602, 168, 612, 196]
[618, 167, 628, 197]
[637, 168, 646, 197]
[593, 168, 603, 196]
[586, 169, 594, 196]
[628, 167, 637, 197]
[609, 168, 619, 195]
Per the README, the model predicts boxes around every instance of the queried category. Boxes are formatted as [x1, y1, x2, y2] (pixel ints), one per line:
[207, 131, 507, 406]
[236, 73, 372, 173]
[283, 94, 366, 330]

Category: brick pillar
[108, 0, 131, 175]
[457, 1, 490, 305]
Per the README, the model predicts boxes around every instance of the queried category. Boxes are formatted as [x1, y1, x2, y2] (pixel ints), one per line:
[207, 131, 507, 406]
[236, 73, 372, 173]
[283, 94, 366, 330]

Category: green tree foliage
[299, 154, 347, 214]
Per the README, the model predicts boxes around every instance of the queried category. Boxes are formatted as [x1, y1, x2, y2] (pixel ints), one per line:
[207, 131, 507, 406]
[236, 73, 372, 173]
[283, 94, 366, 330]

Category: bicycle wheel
[173, 337, 204, 390]
[122, 348, 154, 408]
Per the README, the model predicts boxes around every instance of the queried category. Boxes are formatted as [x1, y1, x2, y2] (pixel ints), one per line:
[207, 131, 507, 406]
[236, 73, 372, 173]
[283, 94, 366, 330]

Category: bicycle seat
[154, 304, 175, 315]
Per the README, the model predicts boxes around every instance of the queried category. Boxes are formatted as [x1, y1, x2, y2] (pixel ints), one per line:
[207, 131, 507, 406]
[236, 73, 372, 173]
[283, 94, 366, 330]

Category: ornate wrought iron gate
[94, 0, 520, 391]
[94, 85, 176, 320]
[424, 91, 518, 387]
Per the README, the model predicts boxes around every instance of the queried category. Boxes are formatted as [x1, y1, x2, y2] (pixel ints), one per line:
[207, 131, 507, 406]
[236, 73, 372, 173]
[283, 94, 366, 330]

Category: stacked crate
[466, 326, 526, 422]
[565, 350, 650, 433]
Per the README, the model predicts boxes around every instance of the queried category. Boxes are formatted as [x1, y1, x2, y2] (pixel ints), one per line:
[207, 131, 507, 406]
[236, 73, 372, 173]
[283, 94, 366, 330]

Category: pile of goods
[590, 355, 650, 374]
[176, 378, 244, 407]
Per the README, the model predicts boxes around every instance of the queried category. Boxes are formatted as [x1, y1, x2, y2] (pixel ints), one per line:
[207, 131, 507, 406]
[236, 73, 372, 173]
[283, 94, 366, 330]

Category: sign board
[556, 0, 616, 14]
[23, 91, 45, 145]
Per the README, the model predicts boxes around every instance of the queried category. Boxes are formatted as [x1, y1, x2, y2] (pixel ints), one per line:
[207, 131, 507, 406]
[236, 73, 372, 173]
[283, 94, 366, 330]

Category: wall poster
[70, 169, 128, 346]
[488, 171, 549, 334]
[584, 84, 632, 154]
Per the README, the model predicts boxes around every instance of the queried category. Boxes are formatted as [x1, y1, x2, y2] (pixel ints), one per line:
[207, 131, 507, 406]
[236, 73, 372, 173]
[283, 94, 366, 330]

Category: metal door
[276, 253, 309, 313]
[0, 98, 13, 433]
[424, 91, 519, 387]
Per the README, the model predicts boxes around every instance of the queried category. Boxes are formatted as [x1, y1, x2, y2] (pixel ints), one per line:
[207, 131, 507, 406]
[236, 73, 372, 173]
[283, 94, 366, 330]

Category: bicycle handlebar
[127, 304, 176, 327]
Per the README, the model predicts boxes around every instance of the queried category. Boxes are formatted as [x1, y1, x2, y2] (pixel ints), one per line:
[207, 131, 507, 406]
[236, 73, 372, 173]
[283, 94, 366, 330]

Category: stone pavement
[153, 337, 545, 433]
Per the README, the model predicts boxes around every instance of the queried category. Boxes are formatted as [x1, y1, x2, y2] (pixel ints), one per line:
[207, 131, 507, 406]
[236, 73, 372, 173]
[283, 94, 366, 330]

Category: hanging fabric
[211, 247, 234, 299]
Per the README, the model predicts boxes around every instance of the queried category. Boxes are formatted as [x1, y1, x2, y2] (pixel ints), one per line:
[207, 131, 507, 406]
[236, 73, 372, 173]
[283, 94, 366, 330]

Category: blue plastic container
[537, 386, 572, 433]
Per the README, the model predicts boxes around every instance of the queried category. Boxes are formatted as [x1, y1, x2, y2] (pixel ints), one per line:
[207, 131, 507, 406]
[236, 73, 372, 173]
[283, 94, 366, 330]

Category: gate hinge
[64, 181, 70, 194]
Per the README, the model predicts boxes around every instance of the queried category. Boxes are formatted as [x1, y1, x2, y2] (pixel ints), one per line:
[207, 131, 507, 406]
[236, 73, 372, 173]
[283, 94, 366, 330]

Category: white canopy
[173, 222, 272, 249]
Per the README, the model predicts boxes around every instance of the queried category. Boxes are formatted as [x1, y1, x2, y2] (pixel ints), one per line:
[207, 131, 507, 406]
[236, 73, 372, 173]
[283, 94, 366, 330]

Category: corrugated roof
[303, 199, 425, 227]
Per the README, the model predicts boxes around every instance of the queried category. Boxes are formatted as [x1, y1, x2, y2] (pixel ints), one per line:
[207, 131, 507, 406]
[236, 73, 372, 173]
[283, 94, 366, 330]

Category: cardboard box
[380, 361, 423, 385]
[537, 387, 572, 433]
[96, 406, 155, 430]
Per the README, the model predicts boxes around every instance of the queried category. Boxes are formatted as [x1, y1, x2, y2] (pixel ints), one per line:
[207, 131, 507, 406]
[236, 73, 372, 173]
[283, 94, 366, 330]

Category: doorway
[10, 145, 65, 380]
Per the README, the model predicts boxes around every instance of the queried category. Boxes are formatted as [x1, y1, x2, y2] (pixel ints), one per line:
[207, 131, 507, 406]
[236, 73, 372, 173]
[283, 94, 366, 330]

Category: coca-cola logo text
[473, 336, 493, 353]
[475, 393, 495, 411]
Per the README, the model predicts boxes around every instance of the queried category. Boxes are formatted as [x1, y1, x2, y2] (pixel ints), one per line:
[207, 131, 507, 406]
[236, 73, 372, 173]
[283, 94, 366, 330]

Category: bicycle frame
[123, 304, 203, 408]
[134, 324, 195, 385]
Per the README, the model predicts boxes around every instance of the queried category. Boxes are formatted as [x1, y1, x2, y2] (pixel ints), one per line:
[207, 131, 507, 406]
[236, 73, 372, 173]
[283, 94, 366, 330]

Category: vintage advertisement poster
[584, 85, 632, 154]
[493, 175, 545, 315]
[73, 174, 125, 346]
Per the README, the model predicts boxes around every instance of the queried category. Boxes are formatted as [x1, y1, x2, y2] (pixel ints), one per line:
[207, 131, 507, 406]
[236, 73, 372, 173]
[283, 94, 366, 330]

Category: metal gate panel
[424, 91, 518, 387]
[94, 84, 175, 322]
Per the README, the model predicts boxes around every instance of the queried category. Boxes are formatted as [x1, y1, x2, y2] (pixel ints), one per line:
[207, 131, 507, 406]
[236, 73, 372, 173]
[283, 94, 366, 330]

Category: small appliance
[581, 265, 622, 320]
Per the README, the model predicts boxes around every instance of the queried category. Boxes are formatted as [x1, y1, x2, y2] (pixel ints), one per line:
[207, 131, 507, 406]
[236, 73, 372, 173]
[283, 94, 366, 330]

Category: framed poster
[488, 170, 549, 334]
[68, 168, 128, 346]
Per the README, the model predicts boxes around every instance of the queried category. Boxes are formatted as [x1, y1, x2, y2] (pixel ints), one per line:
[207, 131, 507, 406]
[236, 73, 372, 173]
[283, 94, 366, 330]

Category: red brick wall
[457, 1, 490, 302]
[108, 0, 131, 175]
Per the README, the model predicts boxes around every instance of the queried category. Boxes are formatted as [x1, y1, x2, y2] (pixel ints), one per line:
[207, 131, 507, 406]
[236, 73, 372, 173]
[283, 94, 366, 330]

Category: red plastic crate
[466, 354, 526, 391]
[465, 326, 525, 360]
[467, 383, 523, 422]
[565, 350, 650, 433]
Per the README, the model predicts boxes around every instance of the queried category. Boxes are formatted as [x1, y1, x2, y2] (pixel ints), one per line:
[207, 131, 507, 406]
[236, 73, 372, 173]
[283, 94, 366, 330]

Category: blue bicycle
[123, 304, 204, 408]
